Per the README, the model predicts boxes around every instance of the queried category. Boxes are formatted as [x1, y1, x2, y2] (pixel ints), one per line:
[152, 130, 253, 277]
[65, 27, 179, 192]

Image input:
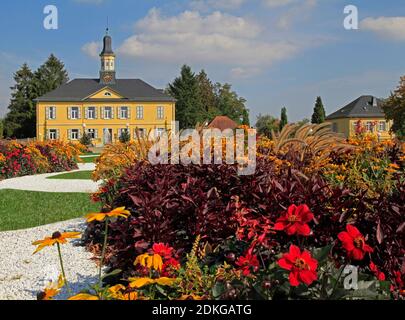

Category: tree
[168, 65, 250, 128]
[33, 54, 69, 97]
[214, 83, 250, 126]
[119, 130, 131, 143]
[311, 96, 326, 124]
[383, 76, 405, 140]
[3, 55, 68, 138]
[0, 118, 4, 139]
[279, 107, 288, 131]
[3, 64, 36, 138]
[255, 114, 279, 138]
[167, 65, 204, 129]
[80, 131, 92, 146]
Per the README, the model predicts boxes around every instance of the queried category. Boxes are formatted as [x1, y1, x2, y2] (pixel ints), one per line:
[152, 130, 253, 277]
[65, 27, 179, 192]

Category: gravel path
[0, 163, 102, 193]
[0, 219, 98, 300]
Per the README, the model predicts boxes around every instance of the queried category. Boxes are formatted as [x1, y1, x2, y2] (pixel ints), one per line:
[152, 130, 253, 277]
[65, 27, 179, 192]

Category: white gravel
[0, 163, 102, 193]
[0, 219, 99, 300]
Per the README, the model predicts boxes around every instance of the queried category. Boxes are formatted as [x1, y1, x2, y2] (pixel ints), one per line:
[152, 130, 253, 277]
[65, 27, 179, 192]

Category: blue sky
[1, 0, 405, 123]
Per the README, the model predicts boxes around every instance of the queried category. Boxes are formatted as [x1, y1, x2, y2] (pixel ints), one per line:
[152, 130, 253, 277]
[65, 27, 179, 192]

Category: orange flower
[32, 231, 81, 254]
[68, 293, 100, 300]
[85, 207, 131, 222]
[37, 275, 65, 300]
[134, 253, 163, 271]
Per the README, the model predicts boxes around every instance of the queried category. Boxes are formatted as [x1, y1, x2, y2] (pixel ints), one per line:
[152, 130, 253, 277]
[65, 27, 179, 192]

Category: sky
[1, 0, 405, 123]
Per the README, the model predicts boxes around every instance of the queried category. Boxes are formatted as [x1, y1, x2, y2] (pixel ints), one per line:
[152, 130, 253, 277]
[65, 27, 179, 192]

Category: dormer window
[104, 92, 112, 97]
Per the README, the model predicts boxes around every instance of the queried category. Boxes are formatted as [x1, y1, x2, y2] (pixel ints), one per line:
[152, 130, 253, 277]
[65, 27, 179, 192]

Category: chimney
[372, 96, 377, 107]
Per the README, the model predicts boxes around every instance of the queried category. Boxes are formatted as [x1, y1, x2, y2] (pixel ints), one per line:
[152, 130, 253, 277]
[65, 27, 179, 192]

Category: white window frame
[157, 106, 164, 120]
[120, 106, 129, 119]
[48, 106, 56, 120]
[378, 121, 386, 132]
[104, 92, 112, 97]
[49, 129, 57, 140]
[156, 128, 165, 137]
[87, 129, 97, 139]
[70, 106, 80, 120]
[87, 107, 96, 119]
[134, 128, 146, 138]
[136, 106, 144, 119]
[104, 106, 113, 119]
[366, 121, 373, 132]
[70, 129, 80, 140]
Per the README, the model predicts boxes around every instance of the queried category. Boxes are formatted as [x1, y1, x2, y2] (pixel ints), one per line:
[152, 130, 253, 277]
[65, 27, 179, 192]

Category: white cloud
[230, 67, 261, 79]
[190, 0, 246, 10]
[276, 0, 317, 30]
[114, 8, 300, 74]
[361, 17, 405, 41]
[82, 41, 101, 58]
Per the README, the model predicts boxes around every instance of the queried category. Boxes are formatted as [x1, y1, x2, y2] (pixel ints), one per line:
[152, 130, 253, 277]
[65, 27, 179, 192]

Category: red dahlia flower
[278, 245, 318, 287]
[338, 225, 373, 261]
[369, 262, 385, 281]
[235, 253, 260, 276]
[152, 243, 174, 259]
[274, 204, 314, 236]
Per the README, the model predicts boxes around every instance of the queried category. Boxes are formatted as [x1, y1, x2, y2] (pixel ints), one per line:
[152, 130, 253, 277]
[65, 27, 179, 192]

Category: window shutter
[95, 129, 98, 139]
[128, 107, 131, 119]
[68, 107, 71, 120]
[111, 107, 115, 119]
[46, 107, 50, 120]
[56, 129, 60, 140]
[101, 107, 105, 120]
[78, 130, 82, 139]
[68, 129, 72, 140]
[84, 107, 88, 120]
[77, 107, 82, 119]
[46, 129, 50, 140]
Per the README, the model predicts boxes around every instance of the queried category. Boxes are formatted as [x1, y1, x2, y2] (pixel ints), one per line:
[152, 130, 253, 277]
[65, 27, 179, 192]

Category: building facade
[35, 31, 176, 146]
[326, 95, 393, 140]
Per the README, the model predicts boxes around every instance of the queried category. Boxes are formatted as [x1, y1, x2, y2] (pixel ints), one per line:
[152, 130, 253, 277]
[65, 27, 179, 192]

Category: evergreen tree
[4, 64, 36, 138]
[311, 96, 326, 124]
[3, 55, 68, 138]
[167, 65, 203, 129]
[279, 107, 288, 131]
[383, 76, 405, 140]
[0, 118, 4, 139]
[34, 54, 69, 97]
[255, 114, 279, 138]
[196, 70, 217, 121]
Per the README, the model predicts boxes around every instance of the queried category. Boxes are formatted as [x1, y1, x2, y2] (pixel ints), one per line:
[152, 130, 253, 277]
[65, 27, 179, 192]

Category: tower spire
[99, 28, 116, 85]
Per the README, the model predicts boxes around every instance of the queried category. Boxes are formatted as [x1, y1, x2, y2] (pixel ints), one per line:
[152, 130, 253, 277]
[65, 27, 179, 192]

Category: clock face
[103, 73, 113, 83]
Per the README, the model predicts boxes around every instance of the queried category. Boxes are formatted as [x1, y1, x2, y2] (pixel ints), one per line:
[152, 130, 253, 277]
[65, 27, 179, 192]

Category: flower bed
[76, 126, 404, 300]
[0, 140, 84, 179]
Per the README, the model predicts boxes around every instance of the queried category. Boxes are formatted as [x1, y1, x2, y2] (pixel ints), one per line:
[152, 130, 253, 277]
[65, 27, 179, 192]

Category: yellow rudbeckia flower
[128, 277, 176, 289]
[32, 231, 81, 254]
[134, 253, 163, 271]
[85, 207, 131, 223]
[68, 293, 100, 300]
[37, 275, 65, 300]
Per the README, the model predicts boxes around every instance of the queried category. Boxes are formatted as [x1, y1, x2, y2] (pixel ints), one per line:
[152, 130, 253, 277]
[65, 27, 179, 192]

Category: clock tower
[99, 29, 116, 85]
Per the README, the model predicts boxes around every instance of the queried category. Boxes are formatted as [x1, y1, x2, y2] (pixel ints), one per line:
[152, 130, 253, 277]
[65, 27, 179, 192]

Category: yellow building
[35, 31, 176, 146]
[326, 95, 393, 140]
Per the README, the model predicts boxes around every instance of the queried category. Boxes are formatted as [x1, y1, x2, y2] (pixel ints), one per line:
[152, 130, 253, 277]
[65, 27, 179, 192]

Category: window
[136, 106, 144, 119]
[157, 106, 164, 120]
[104, 107, 113, 119]
[118, 128, 130, 141]
[70, 107, 80, 119]
[87, 129, 97, 139]
[87, 107, 96, 119]
[104, 92, 112, 97]
[49, 129, 57, 140]
[378, 121, 386, 132]
[156, 128, 165, 137]
[366, 121, 373, 132]
[332, 123, 338, 133]
[70, 129, 79, 140]
[48, 106, 56, 120]
[120, 106, 129, 119]
[134, 128, 146, 138]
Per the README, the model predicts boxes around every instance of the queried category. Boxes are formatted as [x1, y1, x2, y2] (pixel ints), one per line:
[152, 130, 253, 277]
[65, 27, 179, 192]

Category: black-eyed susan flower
[134, 253, 163, 271]
[68, 293, 100, 300]
[85, 207, 131, 222]
[32, 231, 81, 254]
[128, 277, 176, 289]
[37, 275, 65, 300]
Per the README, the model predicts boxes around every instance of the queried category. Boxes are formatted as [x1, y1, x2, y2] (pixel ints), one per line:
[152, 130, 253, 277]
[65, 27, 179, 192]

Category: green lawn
[47, 170, 94, 180]
[79, 156, 99, 163]
[0, 189, 100, 231]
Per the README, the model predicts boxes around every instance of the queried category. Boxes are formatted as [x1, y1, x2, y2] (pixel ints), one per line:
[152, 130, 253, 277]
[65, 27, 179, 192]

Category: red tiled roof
[208, 116, 238, 131]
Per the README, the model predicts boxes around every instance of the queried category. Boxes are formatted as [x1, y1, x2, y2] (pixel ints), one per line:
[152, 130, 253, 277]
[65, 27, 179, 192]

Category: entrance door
[103, 128, 113, 145]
